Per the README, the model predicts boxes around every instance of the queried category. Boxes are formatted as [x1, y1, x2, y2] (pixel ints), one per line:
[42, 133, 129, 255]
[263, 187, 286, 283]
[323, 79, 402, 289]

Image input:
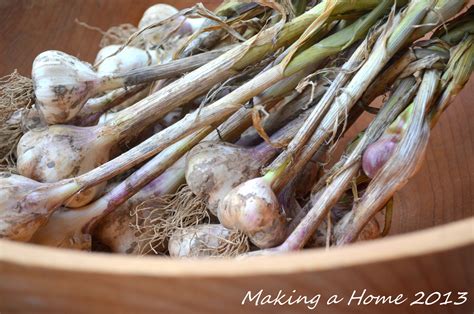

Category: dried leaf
[251, 105, 287, 148]
[280, 0, 336, 70]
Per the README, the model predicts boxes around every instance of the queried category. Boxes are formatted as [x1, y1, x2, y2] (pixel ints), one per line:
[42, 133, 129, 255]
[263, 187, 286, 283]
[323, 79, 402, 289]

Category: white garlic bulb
[185, 18, 206, 33]
[217, 177, 287, 249]
[139, 3, 180, 29]
[169, 224, 234, 258]
[138, 4, 191, 47]
[33, 51, 102, 124]
[95, 45, 158, 74]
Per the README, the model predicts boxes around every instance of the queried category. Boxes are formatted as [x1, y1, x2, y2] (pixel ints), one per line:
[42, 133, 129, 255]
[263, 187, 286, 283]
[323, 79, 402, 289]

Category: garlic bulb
[169, 224, 248, 258]
[32, 48, 216, 124]
[185, 112, 308, 216]
[0, 173, 80, 241]
[17, 125, 113, 207]
[95, 45, 158, 74]
[362, 135, 399, 178]
[139, 4, 190, 46]
[93, 204, 141, 254]
[33, 51, 108, 124]
[185, 18, 206, 33]
[139, 4, 180, 29]
[308, 211, 380, 248]
[30, 206, 94, 250]
[185, 141, 276, 215]
[218, 177, 287, 249]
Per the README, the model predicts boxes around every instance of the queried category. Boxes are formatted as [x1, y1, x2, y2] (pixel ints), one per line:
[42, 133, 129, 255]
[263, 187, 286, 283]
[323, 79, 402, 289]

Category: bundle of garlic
[0, 0, 471, 260]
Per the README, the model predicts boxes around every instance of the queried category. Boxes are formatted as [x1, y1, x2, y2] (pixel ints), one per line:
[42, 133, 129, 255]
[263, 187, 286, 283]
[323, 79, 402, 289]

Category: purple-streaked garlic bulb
[185, 112, 308, 216]
[363, 105, 413, 178]
[362, 135, 399, 178]
[217, 177, 287, 248]
[168, 224, 248, 258]
[185, 141, 277, 215]
[16, 125, 114, 207]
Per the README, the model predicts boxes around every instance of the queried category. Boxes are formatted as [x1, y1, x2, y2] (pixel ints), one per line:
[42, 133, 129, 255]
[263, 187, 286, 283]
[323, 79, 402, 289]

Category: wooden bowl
[0, 1, 473, 313]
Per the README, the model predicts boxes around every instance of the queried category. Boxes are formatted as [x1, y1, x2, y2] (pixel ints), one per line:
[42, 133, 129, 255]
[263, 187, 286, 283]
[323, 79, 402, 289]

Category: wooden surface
[1, 218, 473, 313]
[0, 1, 473, 313]
[0, 0, 220, 76]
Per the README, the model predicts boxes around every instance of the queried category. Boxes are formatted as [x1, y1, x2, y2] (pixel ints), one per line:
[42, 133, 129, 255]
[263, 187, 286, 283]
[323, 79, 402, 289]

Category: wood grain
[1, 218, 472, 313]
[0, 0, 220, 76]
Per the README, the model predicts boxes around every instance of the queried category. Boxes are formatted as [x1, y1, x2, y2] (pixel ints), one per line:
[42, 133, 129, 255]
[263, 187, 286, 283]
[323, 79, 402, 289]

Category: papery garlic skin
[95, 45, 157, 74]
[17, 125, 113, 207]
[33, 51, 100, 124]
[218, 177, 287, 249]
[0, 174, 47, 241]
[309, 213, 380, 248]
[139, 4, 179, 28]
[94, 204, 141, 254]
[139, 4, 191, 47]
[185, 18, 206, 33]
[362, 135, 399, 178]
[0, 173, 80, 241]
[185, 142, 264, 215]
[168, 224, 232, 258]
[30, 206, 94, 250]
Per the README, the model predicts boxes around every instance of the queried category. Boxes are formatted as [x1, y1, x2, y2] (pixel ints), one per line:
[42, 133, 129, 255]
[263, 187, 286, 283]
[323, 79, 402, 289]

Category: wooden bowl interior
[0, 2, 473, 313]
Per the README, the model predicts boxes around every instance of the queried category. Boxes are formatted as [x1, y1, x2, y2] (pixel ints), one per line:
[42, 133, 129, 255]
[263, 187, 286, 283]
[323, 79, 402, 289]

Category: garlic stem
[249, 75, 419, 254]
[336, 70, 440, 245]
[180, 1, 260, 57]
[73, 85, 147, 126]
[21, 0, 387, 189]
[266, 0, 461, 193]
[30, 129, 211, 248]
[266, 0, 400, 188]
[34, 48, 229, 124]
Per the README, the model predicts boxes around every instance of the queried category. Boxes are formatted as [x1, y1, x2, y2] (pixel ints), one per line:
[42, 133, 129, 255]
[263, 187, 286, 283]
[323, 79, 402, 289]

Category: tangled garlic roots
[169, 225, 250, 258]
[133, 185, 210, 255]
[0, 71, 34, 171]
[212, 229, 250, 257]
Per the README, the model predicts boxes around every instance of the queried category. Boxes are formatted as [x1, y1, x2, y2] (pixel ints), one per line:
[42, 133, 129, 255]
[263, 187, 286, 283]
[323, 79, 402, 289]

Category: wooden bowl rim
[1, 217, 472, 277]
